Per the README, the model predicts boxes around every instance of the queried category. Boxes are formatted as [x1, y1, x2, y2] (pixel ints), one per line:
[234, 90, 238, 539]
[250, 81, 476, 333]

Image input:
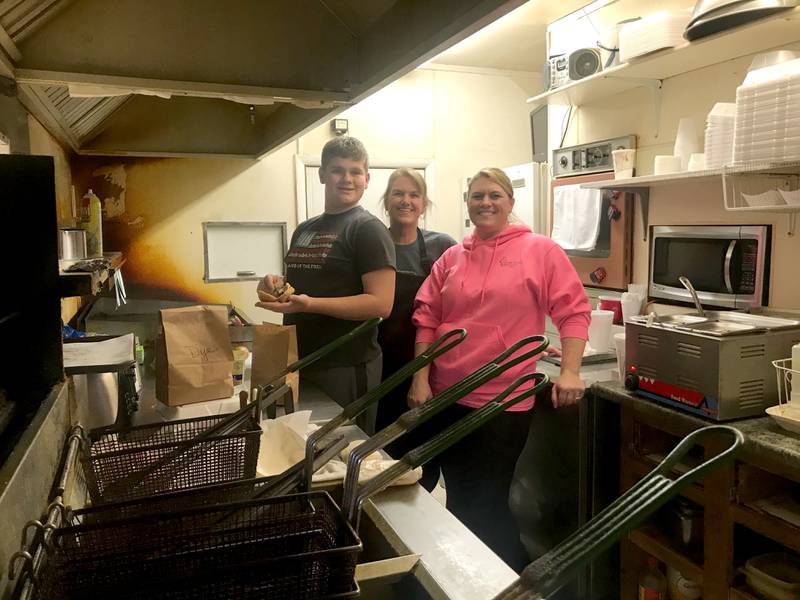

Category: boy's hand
[256, 294, 311, 314]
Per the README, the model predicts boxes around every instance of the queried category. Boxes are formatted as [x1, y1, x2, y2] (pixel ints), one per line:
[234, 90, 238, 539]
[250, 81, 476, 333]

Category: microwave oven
[649, 225, 770, 309]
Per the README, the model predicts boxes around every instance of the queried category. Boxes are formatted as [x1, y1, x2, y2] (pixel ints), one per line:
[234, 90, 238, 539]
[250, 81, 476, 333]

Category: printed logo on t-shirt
[287, 230, 339, 270]
[499, 256, 522, 268]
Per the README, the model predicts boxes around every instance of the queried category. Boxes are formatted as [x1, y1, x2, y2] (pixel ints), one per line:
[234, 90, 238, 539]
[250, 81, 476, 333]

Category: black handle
[341, 335, 549, 500]
[301, 328, 467, 490]
[343, 372, 550, 528]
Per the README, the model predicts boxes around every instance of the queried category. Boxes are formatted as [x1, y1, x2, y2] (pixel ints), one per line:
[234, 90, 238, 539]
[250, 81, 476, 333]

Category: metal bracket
[629, 187, 650, 242]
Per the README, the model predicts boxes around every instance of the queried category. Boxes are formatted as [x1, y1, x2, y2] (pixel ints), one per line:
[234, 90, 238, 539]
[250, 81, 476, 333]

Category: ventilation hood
[0, 0, 524, 158]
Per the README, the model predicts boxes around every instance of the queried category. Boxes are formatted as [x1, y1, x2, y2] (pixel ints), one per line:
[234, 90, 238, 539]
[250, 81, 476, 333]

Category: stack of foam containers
[733, 57, 800, 165]
[618, 10, 692, 62]
[704, 103, 736, 169]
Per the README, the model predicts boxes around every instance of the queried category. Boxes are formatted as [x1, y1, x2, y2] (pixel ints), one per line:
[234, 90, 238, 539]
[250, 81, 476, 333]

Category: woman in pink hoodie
[410, 167, 591, 572]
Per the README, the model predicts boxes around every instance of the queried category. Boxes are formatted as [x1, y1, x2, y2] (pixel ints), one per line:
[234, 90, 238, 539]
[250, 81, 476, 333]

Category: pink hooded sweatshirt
[412, 223, 591, 411]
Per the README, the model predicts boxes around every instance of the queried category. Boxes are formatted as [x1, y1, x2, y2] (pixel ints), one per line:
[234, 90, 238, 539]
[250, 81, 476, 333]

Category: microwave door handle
[724, 240, 736, 294]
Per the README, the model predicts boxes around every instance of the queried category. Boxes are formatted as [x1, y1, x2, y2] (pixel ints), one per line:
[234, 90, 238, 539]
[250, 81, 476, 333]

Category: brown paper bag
[252, 323, 299, 407]
[156, 305, 234, 406]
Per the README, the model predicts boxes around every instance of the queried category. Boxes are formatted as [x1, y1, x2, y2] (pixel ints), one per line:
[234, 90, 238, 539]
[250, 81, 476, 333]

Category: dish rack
[767, 358, 800, 434]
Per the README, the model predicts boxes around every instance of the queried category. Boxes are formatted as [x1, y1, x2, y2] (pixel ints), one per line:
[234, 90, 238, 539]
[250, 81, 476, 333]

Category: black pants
[374, 378, 442, 492]
[430, 402, 533, 573]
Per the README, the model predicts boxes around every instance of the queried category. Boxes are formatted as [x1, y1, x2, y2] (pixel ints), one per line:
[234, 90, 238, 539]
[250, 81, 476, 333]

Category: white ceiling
[430, 0, 697, 73]
[429, 0, 591, 72]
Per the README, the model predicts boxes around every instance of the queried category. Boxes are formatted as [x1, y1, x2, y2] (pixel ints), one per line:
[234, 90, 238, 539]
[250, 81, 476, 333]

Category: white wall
[303, 68, 535, 238]
[71, 67, 536, 322]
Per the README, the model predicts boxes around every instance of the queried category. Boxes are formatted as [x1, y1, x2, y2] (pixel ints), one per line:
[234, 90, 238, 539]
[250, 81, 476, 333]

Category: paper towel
[256, 411, 421, 485]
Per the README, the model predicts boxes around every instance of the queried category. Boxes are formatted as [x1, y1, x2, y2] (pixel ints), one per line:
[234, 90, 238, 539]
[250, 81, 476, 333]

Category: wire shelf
[768, 358, 800, 434]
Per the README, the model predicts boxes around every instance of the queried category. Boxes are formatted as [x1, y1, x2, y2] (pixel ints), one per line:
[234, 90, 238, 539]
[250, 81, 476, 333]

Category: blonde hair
[467, 167, 521, 224]
[381, 168, 429, 212]
[467, 167, 514, 198]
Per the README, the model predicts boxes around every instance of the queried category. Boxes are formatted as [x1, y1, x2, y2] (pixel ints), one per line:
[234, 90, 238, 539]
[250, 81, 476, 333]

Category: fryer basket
[81, 412, 261, 503]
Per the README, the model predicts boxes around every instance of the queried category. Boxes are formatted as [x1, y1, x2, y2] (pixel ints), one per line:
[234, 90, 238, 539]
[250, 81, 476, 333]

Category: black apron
[378, 229, 432, 371]
[376, 231, 441, 491]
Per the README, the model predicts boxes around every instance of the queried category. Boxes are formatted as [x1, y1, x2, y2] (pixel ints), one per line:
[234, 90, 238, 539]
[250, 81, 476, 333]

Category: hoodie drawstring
[479, 236, 499, 305]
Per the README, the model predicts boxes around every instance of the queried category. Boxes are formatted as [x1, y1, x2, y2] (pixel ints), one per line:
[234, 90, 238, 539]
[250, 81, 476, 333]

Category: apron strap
[417, 228, 432, 276]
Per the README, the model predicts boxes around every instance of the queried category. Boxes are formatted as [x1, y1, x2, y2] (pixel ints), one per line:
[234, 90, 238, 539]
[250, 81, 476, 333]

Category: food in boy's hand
[257, 281, 295, 303]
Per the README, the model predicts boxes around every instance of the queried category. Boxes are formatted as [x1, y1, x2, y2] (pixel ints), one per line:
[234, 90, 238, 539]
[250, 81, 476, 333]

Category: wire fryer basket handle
[341, 335, 550, 503]
[342, 371, 551, 529]
[300, 328, 467, 490]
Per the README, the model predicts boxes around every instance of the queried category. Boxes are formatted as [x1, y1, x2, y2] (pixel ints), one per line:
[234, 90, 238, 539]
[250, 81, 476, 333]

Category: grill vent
[738, 379, 765, 408]
[677, 342, 702, 359]
[638, 366, 658, 379]
[638, 334, 660, 349]
[677, 376, 701, 391]
[740, 344, 766, 359]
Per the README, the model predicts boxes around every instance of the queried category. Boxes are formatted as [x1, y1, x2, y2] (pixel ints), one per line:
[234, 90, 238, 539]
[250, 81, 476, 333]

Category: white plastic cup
[612, 149, 636, 179]
[588, 309, 615, 353]
[614, 333, 626, 381]
[674, 117, 701, 171]
[621, 292, 642, 323]
[654, 155, 682, 175]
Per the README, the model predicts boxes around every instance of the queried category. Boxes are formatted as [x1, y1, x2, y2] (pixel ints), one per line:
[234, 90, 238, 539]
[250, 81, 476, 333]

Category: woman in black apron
[376, 168, 456, 490]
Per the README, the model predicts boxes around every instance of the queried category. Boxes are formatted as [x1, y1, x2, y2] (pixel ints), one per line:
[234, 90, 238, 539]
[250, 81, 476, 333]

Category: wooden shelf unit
[623, 454, 706, 506]
[729, 585, 761, 600]
[731, 504, 800, 553]
[628, 525, 704, 584]
[618, 403, 800, 599]
[527, 8, 800, 110]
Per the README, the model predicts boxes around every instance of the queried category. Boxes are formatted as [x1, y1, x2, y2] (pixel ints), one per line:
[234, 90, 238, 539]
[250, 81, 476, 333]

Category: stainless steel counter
[300, 383, 519, 600]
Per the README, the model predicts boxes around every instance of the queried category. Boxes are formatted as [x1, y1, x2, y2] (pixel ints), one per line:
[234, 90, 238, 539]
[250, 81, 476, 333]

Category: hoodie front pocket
[432, 320, 510, 392]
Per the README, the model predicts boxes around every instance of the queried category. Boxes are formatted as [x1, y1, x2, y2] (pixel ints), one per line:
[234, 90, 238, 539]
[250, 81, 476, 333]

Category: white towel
[551, 184, 603, 251]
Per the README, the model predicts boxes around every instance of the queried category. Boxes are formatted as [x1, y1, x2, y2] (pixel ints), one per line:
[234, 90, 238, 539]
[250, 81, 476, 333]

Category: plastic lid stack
[733, 56, 800, 165]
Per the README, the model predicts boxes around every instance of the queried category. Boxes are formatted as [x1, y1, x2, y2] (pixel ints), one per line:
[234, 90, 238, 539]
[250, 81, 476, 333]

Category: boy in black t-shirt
[256, 137, 396, 433]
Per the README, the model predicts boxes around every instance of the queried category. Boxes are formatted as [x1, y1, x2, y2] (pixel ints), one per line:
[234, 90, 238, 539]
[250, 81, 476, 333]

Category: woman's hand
[407, 374, 433, 408]
[551, 369, 586, 408]
[255, 294, 311, 314]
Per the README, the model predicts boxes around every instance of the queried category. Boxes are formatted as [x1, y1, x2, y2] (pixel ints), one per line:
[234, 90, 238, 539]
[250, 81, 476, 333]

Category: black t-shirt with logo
[284, 206, 396, 368]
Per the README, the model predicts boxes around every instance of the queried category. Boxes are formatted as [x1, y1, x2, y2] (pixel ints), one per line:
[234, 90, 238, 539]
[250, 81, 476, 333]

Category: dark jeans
[430, 402, 534, 573]
[301, 354, 383, 435]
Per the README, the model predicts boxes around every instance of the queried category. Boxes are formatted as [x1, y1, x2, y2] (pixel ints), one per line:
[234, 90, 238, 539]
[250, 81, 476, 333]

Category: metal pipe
[678, 276, 705, 317]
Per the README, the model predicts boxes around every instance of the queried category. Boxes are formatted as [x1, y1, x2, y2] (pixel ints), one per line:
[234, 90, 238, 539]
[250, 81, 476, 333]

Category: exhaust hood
[0, 0, 525, 158]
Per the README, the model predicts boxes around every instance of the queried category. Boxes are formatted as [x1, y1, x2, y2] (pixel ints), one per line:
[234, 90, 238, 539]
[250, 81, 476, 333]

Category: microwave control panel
[553, 135, 636, 178]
